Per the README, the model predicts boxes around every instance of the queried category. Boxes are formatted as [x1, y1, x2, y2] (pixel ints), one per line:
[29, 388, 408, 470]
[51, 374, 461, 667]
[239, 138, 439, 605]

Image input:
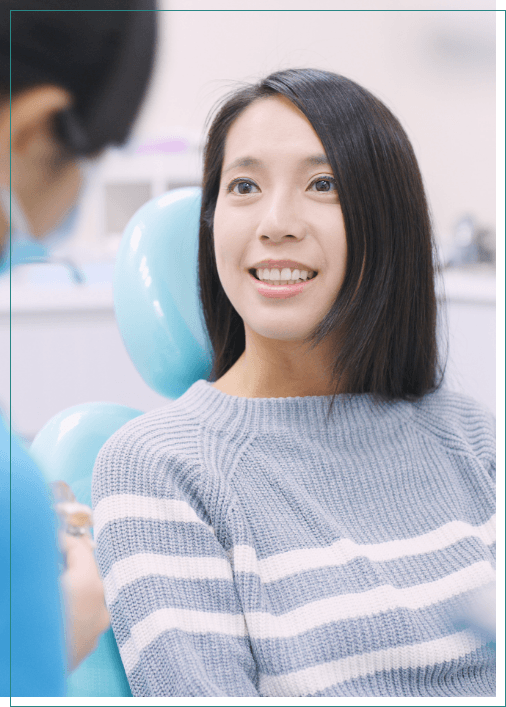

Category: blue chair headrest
[114, 187, 213, 399]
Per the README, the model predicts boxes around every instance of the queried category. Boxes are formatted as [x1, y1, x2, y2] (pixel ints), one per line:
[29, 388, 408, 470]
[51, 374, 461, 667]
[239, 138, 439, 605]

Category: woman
[0, 2, 156, 696]
[93, 68, 495, 697]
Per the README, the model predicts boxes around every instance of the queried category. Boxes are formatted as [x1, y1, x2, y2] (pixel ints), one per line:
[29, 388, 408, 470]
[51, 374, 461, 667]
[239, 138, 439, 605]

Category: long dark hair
[198, 68, 446, 412]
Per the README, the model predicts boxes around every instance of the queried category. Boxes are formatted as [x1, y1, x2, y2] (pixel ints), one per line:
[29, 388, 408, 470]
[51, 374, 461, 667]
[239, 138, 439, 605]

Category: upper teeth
[255, 267, 315, 283]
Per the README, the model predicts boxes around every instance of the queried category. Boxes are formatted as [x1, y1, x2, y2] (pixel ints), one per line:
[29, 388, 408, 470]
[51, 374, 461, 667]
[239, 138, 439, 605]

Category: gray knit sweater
[92, 380, 496, 697]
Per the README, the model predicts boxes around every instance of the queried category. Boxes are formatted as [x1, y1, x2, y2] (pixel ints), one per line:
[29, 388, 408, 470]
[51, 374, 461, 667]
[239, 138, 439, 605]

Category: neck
[213, 332, 341, 399]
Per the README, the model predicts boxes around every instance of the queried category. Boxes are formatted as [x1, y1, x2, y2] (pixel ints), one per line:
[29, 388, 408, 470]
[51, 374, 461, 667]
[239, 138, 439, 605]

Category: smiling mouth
[248, 268, 318, 284]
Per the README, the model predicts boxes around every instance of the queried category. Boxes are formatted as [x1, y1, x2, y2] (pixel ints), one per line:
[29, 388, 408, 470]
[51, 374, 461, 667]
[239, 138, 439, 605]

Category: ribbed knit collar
[176, 379, 418, 439]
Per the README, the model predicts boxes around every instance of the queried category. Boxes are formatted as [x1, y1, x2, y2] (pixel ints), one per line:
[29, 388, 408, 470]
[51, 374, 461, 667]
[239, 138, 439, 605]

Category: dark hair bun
[1, 1, 157, 155]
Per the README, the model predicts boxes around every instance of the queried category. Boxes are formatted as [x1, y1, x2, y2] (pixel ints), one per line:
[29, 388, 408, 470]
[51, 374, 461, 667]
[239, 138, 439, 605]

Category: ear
[0, 85, 73, 185]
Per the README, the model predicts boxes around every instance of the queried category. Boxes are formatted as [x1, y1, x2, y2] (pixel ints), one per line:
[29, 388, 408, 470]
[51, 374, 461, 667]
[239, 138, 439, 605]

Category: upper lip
[249, 259, 317, 272]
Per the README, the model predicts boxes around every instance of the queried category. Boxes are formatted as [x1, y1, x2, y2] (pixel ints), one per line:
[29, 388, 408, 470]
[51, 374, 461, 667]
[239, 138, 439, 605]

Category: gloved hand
[60, 532, 110, 671]
[51, 480, 110, 671]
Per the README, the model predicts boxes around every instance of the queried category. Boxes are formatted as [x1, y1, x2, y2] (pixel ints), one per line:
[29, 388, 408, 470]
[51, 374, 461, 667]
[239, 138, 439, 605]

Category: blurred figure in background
[0, 1, 157, 696]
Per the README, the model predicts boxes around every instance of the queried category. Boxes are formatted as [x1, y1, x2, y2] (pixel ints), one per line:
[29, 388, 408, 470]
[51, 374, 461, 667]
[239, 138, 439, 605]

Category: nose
[256, 189, 305, 242]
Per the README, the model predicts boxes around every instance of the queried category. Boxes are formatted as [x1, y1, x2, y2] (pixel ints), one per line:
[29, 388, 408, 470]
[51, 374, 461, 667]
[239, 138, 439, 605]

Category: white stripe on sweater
[99, 500, 495, 609]
[118, 560, 493, 678]
[94, 494, 213, 539]
[259, 629, 484, 696]
[104, 552, 233, 605]
[119, 606, 248, 675]
[230, 515, 496, 583]
[243, 561, 494, 639]
[95, 494, 494, 588]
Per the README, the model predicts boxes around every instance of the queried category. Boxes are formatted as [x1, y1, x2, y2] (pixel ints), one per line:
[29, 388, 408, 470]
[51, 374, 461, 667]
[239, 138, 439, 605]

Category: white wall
[131, 7, 496, 251]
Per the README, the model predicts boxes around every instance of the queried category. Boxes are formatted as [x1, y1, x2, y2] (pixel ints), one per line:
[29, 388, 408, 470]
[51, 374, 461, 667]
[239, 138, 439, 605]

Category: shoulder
[99, 396, 201, 456]
[410, 386, 495, 475]
[92, 397, 204, 505]
[412, 386, 495, 437]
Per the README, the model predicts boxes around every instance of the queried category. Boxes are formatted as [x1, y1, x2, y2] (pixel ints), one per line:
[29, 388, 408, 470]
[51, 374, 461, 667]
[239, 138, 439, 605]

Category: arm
[6, 421, 111, 696]
[92, 438, 259, 697]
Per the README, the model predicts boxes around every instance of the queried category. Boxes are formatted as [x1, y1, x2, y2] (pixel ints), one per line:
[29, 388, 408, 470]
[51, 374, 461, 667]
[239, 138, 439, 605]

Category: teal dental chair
[30, 187, 213, 697]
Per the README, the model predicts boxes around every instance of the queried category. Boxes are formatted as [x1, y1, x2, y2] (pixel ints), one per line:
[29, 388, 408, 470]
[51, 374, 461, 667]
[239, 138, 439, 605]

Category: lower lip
[248, 272, 316, 299]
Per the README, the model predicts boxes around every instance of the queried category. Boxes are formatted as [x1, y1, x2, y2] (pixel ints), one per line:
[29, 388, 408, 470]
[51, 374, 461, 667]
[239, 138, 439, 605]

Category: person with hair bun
[0, 2, 157, 696]
[93, 68, 495, 697]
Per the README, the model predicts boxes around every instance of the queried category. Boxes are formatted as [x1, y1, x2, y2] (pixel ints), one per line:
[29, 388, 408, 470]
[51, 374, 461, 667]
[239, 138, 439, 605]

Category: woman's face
[213, 95, 347, 346]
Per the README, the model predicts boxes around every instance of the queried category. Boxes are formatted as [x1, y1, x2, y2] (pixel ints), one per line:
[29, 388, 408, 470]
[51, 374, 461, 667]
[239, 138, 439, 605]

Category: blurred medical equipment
[441, 214, 496, 268]
[51, 481, 93, 540]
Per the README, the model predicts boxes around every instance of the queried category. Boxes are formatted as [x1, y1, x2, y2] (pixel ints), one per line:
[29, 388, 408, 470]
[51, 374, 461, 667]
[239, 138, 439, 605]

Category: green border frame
[5, 8, 506, 707]
[496, 0, 506, 705]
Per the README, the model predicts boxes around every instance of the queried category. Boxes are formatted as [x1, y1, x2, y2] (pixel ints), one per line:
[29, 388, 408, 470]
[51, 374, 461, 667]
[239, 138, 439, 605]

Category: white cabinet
[0, 264, 496, 442]
[0, 265, 169, 442]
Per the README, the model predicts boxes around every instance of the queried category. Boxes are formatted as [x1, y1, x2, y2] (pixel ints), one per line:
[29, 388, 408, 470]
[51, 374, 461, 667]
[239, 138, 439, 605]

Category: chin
[247, 321, 315, 343]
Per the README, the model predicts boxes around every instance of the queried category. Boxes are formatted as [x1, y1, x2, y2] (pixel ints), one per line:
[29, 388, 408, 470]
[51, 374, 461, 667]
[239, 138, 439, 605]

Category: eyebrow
[222, 153, 331, 175]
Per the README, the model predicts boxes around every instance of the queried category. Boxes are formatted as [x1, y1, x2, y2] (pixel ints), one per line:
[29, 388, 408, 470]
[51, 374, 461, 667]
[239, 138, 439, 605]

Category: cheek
[213, 230, 243, 297]
[212, 203, 231, 270]
[214, 231, 240, 275]
[214, 204, 247, 270]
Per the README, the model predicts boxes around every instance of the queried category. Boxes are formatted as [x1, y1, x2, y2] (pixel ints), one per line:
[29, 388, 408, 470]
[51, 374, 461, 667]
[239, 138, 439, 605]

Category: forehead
[223, 95, 325, 160]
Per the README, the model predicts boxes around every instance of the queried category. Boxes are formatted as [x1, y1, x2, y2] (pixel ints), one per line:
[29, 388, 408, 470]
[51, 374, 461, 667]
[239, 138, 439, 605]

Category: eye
[309, 176, 337, 193]
[227, 178, 260, 195]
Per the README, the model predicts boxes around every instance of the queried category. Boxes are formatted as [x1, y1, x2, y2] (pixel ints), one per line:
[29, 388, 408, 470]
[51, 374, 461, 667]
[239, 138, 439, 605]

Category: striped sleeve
[92, 427, 259, 697]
